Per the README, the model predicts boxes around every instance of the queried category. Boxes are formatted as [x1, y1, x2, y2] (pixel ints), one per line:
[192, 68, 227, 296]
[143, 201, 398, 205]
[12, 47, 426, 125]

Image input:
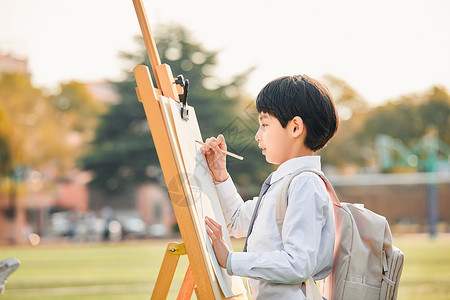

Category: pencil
[195, 140, 244, 160]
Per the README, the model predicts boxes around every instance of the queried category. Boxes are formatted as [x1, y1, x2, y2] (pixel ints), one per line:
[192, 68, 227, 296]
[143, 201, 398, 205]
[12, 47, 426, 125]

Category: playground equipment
[376, 133, 450, 237]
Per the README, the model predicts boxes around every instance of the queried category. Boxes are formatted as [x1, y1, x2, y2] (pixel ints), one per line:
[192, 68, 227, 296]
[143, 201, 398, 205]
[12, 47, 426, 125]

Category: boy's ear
[291, 116, 304, 138]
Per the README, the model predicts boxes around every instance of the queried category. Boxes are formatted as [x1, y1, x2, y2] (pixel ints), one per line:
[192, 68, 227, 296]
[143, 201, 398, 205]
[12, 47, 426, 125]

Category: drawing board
[159, 96, 246, 297]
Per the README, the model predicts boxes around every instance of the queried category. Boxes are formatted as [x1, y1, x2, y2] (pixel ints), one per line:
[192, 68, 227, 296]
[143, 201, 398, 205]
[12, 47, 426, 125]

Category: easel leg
[151, 243, 184, 300]
[177, 265, 195, 300]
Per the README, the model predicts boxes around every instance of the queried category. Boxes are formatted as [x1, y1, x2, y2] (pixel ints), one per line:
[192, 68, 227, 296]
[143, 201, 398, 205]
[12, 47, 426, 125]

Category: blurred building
[88, 183, 175, 239]
[0, 54, 28, 74]
[0, 171, 89, 245]
[330, 172, 450, 234]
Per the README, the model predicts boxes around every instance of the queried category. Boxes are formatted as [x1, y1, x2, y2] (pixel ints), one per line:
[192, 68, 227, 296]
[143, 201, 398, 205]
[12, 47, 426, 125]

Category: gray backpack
[276, 168, 404, 300]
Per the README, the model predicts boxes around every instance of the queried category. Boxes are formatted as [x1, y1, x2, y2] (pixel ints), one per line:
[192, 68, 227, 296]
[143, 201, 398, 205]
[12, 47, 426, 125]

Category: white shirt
[215, 156, 335, 300]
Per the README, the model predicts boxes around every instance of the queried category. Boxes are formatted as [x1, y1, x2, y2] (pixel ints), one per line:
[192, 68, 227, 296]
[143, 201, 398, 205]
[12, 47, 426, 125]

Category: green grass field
[1, 234, 449, 299]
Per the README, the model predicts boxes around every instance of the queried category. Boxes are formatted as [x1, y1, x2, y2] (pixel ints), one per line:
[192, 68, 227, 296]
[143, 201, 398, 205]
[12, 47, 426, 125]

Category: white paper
[162, 97, 246, 297]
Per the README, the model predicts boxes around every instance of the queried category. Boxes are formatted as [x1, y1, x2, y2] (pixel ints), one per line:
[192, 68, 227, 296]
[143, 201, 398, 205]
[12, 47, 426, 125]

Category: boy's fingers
[204, 137, 220, 155]
[206, 216, 221, 228]
[217, 134, 227, 150]
[202, 138, 214, 155]
[205, 217, 217, 231]
[206, 225, 219, 245]
[204, 137, 212, 149]
[210, 141, 223, 156]
[202, 136, 227, 157]
[205, 217, 222, 236]
[206, 226, 215, 239]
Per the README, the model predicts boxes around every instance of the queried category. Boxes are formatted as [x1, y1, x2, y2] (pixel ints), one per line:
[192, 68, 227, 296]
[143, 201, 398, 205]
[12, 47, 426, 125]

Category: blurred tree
[320, 76, 450, 173]
[48, 81, 106, 171]
[50, 82, 105, 135]
[418, 86, 450, 144]
[0, 72, 52, 172]
[319, 75, 370, 169]
[362, 86, 450, 147]
[0, 103, 13, 176]
[81, 24, 268, 197]
[364, 101, 421, 140]
[0, 72, 105, 179]
[356, 85, 450, 173]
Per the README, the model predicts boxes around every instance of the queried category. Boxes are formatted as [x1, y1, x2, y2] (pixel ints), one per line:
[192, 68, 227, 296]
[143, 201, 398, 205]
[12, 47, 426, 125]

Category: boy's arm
[202, 135, 257, 237]
[215, 175, 258, 238]
[228, 175, 333, 283]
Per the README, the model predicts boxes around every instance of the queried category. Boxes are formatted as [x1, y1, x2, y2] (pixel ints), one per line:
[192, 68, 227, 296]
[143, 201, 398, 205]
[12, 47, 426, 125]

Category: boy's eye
[261, 124, 267, 128]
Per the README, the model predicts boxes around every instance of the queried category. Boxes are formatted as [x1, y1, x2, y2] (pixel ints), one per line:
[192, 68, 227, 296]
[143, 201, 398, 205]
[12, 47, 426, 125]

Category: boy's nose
[255, 129, 261, 142]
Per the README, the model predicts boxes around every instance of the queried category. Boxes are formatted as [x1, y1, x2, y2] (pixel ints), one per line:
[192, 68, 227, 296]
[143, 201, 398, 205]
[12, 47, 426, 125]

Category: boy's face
[255, 112, 296, 165]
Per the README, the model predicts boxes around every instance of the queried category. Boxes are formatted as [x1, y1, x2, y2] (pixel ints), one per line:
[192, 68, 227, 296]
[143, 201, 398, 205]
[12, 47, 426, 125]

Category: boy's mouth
[258, 145, 266, 154]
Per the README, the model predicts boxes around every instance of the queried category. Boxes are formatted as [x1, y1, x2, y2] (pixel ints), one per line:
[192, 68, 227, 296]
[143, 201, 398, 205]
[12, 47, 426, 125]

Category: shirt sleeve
[226, 253, 234, 275]
[229, 175, 331, 284]
[215, 175, 258, 238]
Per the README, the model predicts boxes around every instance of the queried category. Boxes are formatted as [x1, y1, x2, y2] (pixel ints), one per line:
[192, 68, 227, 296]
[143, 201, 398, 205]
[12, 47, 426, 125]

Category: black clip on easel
[175, 74, 189, 121]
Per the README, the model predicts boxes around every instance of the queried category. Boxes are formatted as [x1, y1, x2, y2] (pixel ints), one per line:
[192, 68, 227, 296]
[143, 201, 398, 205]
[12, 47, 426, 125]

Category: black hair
[255, 75, 338, 151]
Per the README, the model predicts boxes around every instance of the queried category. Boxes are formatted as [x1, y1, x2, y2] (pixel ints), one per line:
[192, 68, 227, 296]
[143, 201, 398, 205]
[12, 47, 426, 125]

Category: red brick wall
[333, 182, 450, 232]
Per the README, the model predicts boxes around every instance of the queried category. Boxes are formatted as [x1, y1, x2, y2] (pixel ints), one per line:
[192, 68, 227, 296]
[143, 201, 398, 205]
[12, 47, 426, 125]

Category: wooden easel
[131, 1, 246, 299]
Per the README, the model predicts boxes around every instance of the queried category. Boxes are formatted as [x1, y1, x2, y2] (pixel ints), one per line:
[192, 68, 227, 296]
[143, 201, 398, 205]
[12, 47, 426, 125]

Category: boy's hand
[205, 216, 230, 268]
[201, 134, 229, 182]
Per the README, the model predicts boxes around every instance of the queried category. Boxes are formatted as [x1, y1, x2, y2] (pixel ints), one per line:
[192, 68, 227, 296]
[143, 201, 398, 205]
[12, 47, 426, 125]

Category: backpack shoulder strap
[275, 167, 340, 299]
[275, 167, 341, 235]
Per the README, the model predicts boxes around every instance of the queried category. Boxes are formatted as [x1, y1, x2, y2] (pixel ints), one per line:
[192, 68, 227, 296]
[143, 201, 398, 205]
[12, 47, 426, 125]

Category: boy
[203, 75, 338, 299]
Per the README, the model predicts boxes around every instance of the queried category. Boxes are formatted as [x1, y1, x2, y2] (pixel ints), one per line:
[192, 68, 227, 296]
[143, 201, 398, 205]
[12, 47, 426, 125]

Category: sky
[0, 0, 449, 106]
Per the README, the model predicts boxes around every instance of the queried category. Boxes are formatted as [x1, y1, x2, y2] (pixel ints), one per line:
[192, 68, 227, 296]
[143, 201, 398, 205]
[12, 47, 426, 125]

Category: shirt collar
[270, 156, 321, 185]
